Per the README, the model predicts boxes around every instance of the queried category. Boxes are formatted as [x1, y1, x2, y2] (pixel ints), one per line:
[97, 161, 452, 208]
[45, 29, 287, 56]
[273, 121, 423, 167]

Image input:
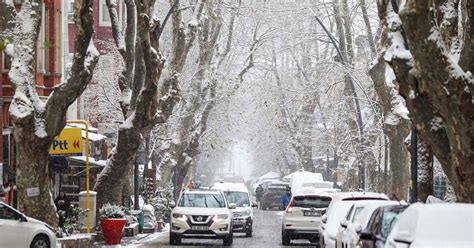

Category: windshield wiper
[211, 195, 223, 207]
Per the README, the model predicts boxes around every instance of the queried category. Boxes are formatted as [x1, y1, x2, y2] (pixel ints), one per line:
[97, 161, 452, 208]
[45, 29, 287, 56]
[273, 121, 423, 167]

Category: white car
[170, 189, 235, 246]
[0, 202, 57, 248]
[320, 192, 389, 248]
[385, 203, 474, 248]
[282, 187, 332, 245]
[219, 184, 257, 237]
[335, 200, 403, 248]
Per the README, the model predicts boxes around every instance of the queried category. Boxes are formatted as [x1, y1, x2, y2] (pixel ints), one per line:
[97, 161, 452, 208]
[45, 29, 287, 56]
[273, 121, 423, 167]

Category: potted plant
[99, 203, 126, 245]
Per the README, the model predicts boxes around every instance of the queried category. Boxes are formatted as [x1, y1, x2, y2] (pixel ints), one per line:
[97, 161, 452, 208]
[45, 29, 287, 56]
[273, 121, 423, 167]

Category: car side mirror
[169, 202, 176, 208]
[359, 231, 375, 240]
[354, 223, 363, 233]
[228, 203, 237, 210]
[18, 214, 27, 222]
[252, 201, 258, 208]
[321, 214, 327, 224]
[340, 220, 348, 228]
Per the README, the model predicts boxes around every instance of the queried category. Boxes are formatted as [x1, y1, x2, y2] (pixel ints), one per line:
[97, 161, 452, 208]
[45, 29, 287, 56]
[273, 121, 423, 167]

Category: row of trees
[1, 0, 472, 226]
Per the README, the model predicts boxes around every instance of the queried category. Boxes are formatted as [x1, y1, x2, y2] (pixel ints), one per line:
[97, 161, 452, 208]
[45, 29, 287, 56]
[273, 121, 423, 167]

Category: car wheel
[169, 232, 181, 245]
[30, 235, 50, 248]
[245, 228, 253, 237]
[223, 232, 233, 246]
[282, 231, 291, 245]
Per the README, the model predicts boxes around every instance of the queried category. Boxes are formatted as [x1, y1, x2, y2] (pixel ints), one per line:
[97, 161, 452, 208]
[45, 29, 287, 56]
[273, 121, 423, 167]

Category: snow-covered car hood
[27, 216, 49, 226]
[172, 207, 231, 216]
[232, 206, 253, 216]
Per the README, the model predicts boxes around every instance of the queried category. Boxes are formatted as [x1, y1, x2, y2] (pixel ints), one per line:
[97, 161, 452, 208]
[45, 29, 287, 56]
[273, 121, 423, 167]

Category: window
[292, 195, 331, 208]
[68, 0, 75, 22]
[352, 206, 364, 223]
[0, 204, 19, 220]
[99, 0, 111, 27]
[37, 3, 46, 72]
[178, 193, 225, 208]
[380, 210, 403, 238]
[2, 52, 11, 71]
[224, 191, 250, 207]
[345, 205, 354, 221]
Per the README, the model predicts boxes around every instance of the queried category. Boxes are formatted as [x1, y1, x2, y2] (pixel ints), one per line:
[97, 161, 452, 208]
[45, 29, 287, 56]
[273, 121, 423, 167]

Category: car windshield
[224, 191, 250, 207]
[380, 210, 403, 238]
[293, 195, 331, 208]
[178, 193, 225, 208]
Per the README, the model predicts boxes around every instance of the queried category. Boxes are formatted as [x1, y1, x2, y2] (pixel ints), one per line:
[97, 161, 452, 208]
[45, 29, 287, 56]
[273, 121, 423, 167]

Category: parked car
[261, 185, 287, 210]
[335, 201, 403, 248]
[0, 202, 58, 248]
[170, 189, 235, 246]
[385, 203, 474, 248]
[320, 192, 389, 248]
[281, 187, 332, 245]
[212, 182, 258, 237]
[359, 204, 408, 248]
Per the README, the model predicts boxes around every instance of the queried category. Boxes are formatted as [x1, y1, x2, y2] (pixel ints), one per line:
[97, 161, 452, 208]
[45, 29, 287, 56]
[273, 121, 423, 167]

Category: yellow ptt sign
[49, 128, 83, 156]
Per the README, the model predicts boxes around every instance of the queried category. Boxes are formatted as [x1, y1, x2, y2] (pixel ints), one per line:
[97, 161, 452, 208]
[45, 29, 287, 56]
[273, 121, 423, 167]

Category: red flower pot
[101, 218, 126, 245]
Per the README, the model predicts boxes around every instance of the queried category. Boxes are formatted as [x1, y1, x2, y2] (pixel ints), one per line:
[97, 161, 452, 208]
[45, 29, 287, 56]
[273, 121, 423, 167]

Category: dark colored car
[359, 204, 408, 248]
[261, 186, 286, 210]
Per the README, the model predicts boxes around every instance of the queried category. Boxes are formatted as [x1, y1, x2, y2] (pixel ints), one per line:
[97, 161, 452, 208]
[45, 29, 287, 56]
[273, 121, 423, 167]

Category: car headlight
[213, 214, 229, 220]
[172, 213, 187, 221]
[242, 210, 251, 216]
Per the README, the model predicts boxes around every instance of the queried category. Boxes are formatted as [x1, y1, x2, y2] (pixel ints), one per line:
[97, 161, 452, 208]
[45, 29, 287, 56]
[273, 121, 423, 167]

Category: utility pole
[134, 144, 145, 210]
[410, 123, 418, 203]
[134, 153, 140, 210]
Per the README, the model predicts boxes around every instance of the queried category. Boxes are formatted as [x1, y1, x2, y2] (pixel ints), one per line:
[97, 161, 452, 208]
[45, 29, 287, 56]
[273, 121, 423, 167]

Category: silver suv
[170, 189, 235, 246]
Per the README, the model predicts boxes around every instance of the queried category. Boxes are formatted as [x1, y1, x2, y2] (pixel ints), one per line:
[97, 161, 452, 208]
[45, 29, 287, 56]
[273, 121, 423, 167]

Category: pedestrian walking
[255, 184, 263, 208]
[54, 190, 70, 227]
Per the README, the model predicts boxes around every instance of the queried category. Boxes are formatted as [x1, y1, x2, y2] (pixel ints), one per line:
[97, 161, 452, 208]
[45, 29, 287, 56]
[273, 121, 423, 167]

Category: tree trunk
[378, 1, 474, 202]
[417, 139, 433, 202]
[15, 134, 57, 226]
[5, 0, 97, 226]
[95, 0, 166, 207]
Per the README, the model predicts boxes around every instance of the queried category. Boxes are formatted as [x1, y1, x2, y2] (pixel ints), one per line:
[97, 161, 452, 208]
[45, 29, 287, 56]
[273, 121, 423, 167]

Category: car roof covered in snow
[210, 182, 249, 193]
[292, 187, 333, 198]
[333, 191, 389, 201]
[388, 203, 474, 245]
[184, 188, 222, 194]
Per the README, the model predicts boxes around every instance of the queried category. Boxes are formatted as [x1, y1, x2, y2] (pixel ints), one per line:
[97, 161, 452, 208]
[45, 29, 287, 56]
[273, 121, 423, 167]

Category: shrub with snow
[99, 203, 126, 219]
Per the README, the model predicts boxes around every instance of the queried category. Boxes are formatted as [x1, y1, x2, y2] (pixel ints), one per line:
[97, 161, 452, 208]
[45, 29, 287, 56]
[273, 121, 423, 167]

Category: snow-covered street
[133, 209, 314, 248]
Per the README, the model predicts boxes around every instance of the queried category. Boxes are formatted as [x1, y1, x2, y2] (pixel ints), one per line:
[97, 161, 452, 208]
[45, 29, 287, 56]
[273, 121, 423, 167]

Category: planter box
[101, 218, 126, 245]
[124, 223, 139, 237]
[58, 234, 93, 248]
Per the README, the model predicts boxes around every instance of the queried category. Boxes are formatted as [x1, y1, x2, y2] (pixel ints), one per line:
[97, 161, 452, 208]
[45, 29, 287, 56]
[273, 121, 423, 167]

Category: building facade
[0, 0, 63, 206]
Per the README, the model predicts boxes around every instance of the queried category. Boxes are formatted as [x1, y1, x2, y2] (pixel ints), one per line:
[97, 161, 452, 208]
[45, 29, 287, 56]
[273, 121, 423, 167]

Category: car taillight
[286, 198, 294, 213]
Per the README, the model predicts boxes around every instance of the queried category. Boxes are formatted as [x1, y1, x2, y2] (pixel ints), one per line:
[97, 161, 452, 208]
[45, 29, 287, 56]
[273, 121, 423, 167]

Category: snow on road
[131, 210, 316, 247]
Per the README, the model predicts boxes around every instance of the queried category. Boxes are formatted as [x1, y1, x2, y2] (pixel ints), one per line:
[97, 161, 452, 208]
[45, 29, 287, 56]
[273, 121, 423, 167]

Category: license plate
[191, 226, 209, 231]
[304, 211, 320, 217]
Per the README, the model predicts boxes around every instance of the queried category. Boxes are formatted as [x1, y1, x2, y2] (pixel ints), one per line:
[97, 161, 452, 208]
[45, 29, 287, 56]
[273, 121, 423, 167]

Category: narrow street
[137, 209, 316, 248]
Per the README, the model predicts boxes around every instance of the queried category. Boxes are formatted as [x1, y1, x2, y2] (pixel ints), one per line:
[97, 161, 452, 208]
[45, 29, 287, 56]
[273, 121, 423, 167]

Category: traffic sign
[49, 128, 83, 156]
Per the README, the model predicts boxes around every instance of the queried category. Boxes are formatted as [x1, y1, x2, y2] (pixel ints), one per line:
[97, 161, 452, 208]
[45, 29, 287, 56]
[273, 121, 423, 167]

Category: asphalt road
[137, 209, 317, 248]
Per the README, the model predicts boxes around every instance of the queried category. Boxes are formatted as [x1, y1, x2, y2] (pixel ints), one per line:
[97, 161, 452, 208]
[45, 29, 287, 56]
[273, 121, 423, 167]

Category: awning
[69, 156, 107, 167]
[81, 130, 106, 142]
